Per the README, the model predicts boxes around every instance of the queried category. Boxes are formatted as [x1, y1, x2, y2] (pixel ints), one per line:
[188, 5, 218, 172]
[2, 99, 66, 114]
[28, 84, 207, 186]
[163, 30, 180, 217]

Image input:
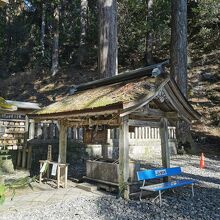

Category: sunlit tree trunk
[171, 0, 195, 151]
[98, 0, 118, 78]
[78, 0, 88, 66]
[170, 0, 188, 97]
[51, 3, 60, 76]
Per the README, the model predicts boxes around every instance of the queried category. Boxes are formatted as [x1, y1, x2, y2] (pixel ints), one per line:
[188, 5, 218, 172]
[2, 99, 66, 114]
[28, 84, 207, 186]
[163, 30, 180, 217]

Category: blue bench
[137, 167, 197, 206]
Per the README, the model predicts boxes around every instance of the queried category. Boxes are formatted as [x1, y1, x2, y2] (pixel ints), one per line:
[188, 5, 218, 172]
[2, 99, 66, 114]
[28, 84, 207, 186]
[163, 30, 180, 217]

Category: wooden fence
[108, 127, 176, 140]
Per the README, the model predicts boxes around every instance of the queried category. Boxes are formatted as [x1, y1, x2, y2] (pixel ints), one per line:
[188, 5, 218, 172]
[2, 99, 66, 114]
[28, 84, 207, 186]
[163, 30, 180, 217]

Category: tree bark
[170, 0, 188, 97]
[170, 1, 195, 150]
[41, 3, 46, 57]
[78, 0, 88, 66]
[98, 0, 118, 78]
[145, 0, 154, 65]
[51, 3, 60, 76]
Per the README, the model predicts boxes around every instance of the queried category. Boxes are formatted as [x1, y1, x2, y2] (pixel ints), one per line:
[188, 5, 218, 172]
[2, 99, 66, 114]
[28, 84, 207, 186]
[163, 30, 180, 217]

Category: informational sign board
[51, 163, 58, 176]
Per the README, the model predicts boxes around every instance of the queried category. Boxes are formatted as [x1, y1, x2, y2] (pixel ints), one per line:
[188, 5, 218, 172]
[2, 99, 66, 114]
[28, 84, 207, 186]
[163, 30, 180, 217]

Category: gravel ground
[1, 154, 220, 220]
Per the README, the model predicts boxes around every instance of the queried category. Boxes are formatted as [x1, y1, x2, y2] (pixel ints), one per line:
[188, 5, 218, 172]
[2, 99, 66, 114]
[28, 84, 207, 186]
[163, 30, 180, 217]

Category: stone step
[76, 182, 98, 192]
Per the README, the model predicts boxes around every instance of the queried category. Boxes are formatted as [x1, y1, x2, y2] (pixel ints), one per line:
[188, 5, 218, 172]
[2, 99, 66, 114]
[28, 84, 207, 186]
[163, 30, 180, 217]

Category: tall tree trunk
[145, 0, 154, 65]
[170, 1, 195, 151]
[98, 0, 118, 78]
[4, 3, 12, 76]
[170, 0, 188, 97]
[78, 0, 88, 66]
[41, 3, 46, 57]
[51, 3, 60, 76]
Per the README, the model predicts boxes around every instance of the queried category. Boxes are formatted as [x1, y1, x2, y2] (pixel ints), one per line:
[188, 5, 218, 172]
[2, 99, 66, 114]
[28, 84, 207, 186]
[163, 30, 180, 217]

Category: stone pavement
[0, 181, 101, 214]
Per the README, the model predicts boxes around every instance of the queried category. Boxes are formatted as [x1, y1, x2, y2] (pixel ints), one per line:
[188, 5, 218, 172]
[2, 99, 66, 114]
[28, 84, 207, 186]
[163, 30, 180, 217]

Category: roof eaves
[29, 102, 123, 119]
[168, 79, 201, 120]
[120, 77, 170, 117]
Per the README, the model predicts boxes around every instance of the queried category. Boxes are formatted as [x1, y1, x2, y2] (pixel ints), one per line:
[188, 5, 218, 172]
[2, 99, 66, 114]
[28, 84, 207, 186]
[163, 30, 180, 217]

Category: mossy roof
[33, 76, 166, 116]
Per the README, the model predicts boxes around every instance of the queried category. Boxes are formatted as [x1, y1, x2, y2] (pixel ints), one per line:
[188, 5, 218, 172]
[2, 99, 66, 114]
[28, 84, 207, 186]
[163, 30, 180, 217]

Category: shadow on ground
[95, 186, 220, 220]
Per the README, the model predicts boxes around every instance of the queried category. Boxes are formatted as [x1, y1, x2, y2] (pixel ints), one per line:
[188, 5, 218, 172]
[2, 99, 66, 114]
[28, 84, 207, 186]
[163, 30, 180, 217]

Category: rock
[201, 72, 217, 82]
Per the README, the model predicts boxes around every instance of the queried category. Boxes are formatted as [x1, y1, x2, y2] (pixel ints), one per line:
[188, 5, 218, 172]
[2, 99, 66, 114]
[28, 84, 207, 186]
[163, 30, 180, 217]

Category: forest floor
[1, 154, 219, 220]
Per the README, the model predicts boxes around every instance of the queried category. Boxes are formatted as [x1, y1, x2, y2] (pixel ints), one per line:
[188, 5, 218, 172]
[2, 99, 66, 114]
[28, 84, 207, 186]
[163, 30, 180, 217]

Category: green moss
[85, 97, 115, 108]
[34, 76, 165, 115]
[0, 97, 16, 110]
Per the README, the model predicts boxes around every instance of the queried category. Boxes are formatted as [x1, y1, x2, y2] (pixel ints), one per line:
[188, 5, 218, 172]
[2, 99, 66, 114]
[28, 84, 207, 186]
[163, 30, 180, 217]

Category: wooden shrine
[30, 62, 200, 198]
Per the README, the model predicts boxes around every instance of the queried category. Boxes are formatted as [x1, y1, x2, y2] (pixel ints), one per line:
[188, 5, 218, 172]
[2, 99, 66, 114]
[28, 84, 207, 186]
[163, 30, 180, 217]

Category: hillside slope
[0, 50, 219, 155]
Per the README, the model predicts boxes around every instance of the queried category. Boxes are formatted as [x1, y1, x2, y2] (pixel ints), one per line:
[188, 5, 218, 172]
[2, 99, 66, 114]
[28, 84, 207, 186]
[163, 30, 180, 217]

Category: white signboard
[155, 169, 167, 176]
[51, 163, 58, 176]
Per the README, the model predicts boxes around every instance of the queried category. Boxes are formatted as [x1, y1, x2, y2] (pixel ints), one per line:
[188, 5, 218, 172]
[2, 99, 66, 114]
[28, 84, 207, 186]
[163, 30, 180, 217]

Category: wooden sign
[47, 145, 52, 161]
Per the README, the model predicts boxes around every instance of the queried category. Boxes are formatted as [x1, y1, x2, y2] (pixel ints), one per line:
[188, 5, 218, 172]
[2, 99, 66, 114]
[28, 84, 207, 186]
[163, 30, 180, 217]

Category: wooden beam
[160, 117, 170, 182]
[58, 120, 67, 163]
[65, 118, 119, 127]
[132, 105, 178, 119]
[132, 111, 164, 117]
[143, 106, 165, 116]
[165, 112, 178, 119]
[119, 115, 130, 199]
[128, 119, 160, 127]
[30, 110, 119, 121]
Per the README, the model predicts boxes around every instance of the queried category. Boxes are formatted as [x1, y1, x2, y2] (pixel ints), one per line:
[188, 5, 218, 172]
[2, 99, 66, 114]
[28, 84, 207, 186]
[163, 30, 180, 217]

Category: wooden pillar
[101, 144, 108, 159]
[58, 120, 67, 163]
[22, 115, 29, 168]
[42, 123, 48, 140]
[119, 115, 129, 199]
[27, 119, 35, 169]
[29, 119, 35, 139]
[37, 123, 42, 138]
[160, 117, 170, 181]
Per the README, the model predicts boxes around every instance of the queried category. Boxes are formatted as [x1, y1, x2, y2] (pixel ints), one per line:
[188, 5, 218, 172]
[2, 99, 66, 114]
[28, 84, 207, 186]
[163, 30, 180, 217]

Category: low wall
[107, 139, 177, 161]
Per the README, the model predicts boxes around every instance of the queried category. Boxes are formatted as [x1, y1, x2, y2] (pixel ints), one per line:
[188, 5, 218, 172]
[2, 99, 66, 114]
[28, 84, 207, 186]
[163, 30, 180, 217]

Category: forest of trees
[0, 0, 219, 83]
